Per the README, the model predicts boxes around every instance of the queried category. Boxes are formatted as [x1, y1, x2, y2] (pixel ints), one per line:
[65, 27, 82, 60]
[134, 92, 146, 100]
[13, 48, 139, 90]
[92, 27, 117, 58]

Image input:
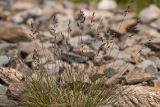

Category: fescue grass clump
[21, 8, 125, 107]
[22, 67, 121, 107]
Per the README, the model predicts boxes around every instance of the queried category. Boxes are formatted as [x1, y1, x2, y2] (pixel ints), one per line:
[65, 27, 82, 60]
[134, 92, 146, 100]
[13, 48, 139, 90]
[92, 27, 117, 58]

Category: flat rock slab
[0, 84, 18, 107]
[0, 68, 23, 85]
[60, 52, 89, 63]
[0, 21, 31, 43]
[125, 67, 156, 85]
[116, 86, 160, 107]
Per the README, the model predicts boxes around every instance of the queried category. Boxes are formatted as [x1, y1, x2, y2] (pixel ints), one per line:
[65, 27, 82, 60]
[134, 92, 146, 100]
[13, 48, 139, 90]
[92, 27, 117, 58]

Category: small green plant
[21, 8, 129, 107]
[22, 67, 121, 107]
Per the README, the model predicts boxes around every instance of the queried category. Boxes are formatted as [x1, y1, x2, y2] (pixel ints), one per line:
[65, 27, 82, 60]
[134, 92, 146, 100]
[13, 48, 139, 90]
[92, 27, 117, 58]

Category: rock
[0, 84, 7, 96]
[62, 1, 74, 9]
[119, 34, 138, 49]
[124, 45, 142, 61]
[104, 60, 134, 86]
[148, 56, 160, 69]
[103, 42, 119, 50]
[0, 56, 10, 67]
[6, 49, 18, 60]
[116, 86, 160, 107]
[95, 10, 114, 19]
[7, 83, 25, 100]
[12, 1, 35, 11]
[105, 48, 131, 61]
[0, 41, 11, 50]
[90, 40, 104, 50]
[19, 41, 55, 63]
[114, 13, 136, 21]
[111, 19, 136, 34]
[105, 60, 134, 72]
[24, 53, 51, 68]
[0, 22, 31, 43]
[150, 19, 160, 30]
[60, 52, 89, 63]
[125, 67, 156, 85]
[145, 65, 158, 75]
[0, 68, 24, 85]
[140, 47, 151, 56]
[144, 38, 160, 51]
[97, 0, 117, 11]
[139, 27, 160, 38]
[152, 79, 160, 88]
[0, 0, 11, 10]
[0, 84, 18, 107]
[139, 5, 160, 23]
[138, 60, 158, 74]
[104, 67, 118, 78]
[69, 35, 93, 48]
[7, 58, 32, 77]
[73, 48, 95, 58]
[73, 45, 95, 57]
[12, 7, 42, 24]
[93, 51, 104, 65]
[12, 15, 24, 24]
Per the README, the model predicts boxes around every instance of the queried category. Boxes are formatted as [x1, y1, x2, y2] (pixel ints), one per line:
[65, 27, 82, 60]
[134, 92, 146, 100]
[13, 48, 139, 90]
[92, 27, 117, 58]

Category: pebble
[138, 60, 158, 74]
[0, 56, 10, 67]
[104, 67, 118, 78]
[60, 52, 89, 63]
[139, 5, 160, 23]
[150, 19, 160, 30]
[148, 56, 160, 69]
[125, 67, 156, 85]
[0, 68, 24, 85]
[69, 35, 93, 48]
[0, 84, 18, 107]
[97, 0, 117, 11]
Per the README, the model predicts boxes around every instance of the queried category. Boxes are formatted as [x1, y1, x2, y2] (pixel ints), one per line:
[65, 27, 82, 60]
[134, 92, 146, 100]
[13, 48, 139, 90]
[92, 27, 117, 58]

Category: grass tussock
[22, 67, 122, 107]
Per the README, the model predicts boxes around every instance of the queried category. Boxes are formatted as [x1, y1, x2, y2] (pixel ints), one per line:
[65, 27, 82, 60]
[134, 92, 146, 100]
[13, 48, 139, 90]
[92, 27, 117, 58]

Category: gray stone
[105, 60, 134, 86]
[105, 48, 131, 61]
[0, 84, 18, 107]
[0, 22, 31, 42]
[73, 45, 95, 57]
[60, 52, 89, 63]
[116, 86, 160, 107]
[125, 67, 156, 85]
[0, 56, 10, 67]
[0, 68, 24, 85]
[6, 49, 18, 60]
[139, 5, 160, 23]
[148, 56, 160, 69]
[69, 35, 93, 48]
[105, 60, 134, 72]
[104, 67, 118, 78]
[93, 51, 104, 65]
[0, 41, 10, 49]
[12, 15, 24, 24]
[90, 40, 103, 50]
[150, 19, 160, 30]
[97, 0, 117, 11]
[138, 60, 158, 74]
[0, 84, 7, 96]
[19, 41, 55, 63]
[7, 83, 25, 100]
[25, 7, 42, 17]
